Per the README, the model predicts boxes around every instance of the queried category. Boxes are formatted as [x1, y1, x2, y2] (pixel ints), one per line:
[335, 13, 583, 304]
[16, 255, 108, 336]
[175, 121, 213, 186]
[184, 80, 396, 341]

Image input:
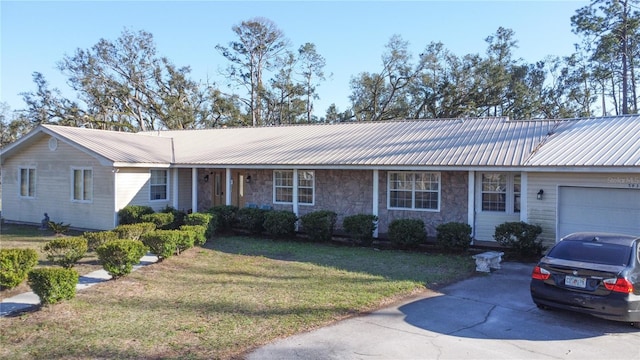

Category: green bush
[113, 222, 157, 241]
[174, 229, 196, 254]
[263, 210, 298, 238]
[236, 207, 267, 234]
[436, 222, 472, 251]
[43, 237, 88, 269]
[388, 219, 427, 248]
[0, 248, 39, 289]
[494, 221, 545, 258]
[48, 221, 70, 235]
[185, 212, 217, 240]
[140, 230, 180, 260]
[208, 205, 238, 233]
[160, 205, 187, 229]
[117, 205, 154, 225]
[96, 240, 148, 278]
[342, 214, 378, 246]
[300, 210, 337, 242]
[83, 231, 119, 252]
[141, 212, 175, 230]
[180, 225, 207, 246]
[28, 267, 79, 305]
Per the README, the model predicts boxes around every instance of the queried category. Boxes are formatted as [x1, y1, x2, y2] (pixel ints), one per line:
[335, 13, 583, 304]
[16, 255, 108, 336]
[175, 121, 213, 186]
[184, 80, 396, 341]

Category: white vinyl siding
[19, 167, 36, 198]
[388, 172, 440, 211]
[72, 168, 93, 202]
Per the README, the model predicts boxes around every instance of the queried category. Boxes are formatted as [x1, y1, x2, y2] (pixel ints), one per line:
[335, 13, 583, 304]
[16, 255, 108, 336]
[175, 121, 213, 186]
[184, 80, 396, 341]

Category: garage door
[557, 186, 640, 240]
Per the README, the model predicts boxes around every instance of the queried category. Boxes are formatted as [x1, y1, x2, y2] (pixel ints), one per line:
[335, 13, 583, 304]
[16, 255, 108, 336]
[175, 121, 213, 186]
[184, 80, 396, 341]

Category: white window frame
[71, 167, 93, 203]
[479, 172, 520, 214]
[19, 167, 36, 198]
[273, 170, 315, 205]
[387, 171, 441, 211]
[150, 169, 168, 201]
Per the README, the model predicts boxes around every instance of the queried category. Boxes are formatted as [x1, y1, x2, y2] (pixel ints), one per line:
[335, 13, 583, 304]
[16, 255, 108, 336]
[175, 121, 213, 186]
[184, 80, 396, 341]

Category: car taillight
[603, 278, 634, 293]
[532, 266, 550, 280]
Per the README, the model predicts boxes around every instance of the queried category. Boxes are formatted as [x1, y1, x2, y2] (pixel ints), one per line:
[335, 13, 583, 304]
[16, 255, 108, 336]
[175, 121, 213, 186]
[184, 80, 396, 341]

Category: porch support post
[191, 168, 198, 212]
[468, 171, 475, 241]
[372, 169, 379, 238]
[520, 172, 528, 223]
[172, 168, 179, 209]
[225, 168, 232, 205]
[293, 169, 299, 230]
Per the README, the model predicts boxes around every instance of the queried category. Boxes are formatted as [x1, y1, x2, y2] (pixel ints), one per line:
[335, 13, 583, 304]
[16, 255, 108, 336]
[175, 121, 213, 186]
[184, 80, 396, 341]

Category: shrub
[494, 221, 545, 258]
[174, 229, 196, 254]
[236, 207, 267, 234]
[113, 222, 157, 241]
[0, 248, 39, 289]
[185, 212, 217, 240]
[208, 205, 238, 233]
[28, 267, 79, 305]
[83, 231, 119, 252]
[160, 205, 187, 229]
[141, 212, 175, 230]
[180, 225, 207, 246]
[436, 222, 472, 251]
[48, 221, 70, 235]
[140, 230, 180, 260]
[388, 219, 427, 248]
[263, 210, 298, 238]
[342, 214, 378, 246]
[96, 240, 148, 278]
[118, 205, 154, 225]
[43, 237, 88, 268]
[300, 210, 337, 242]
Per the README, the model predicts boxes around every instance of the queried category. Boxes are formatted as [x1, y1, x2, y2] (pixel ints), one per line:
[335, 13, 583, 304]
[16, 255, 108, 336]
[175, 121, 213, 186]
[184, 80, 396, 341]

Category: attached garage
[557, 186, 640, 239]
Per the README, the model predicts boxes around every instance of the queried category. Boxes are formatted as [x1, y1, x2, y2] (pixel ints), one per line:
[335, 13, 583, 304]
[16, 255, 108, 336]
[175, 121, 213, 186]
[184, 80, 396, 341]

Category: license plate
[565, 275, 586, 288]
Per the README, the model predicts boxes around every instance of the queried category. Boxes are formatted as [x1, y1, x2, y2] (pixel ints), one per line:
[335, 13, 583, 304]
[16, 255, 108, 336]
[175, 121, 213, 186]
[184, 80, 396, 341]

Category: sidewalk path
[0, 253, 158, 317]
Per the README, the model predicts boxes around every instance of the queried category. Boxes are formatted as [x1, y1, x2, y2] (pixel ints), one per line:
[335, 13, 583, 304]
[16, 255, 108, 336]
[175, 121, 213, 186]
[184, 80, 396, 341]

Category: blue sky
[1, 0, 588, 117]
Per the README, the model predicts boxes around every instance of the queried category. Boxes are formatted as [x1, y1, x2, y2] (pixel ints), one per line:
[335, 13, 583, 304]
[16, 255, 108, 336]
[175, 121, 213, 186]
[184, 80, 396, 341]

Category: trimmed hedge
[263, 210, 298, 238]
[494, 221, 545, 257]
[180, 225, 207, 246]
[42, 236, 88, 269]
[28, 267, 79, 305]
[140, 230, 180, 260]
[0, 248, 39, 289]
[436, 222, 472, 251]
[160, 205, 187, 229]
[96, 240, 148, 278]
[208, 205, 238, 233]
[185, 212, 217, 240]
[83, 231, 119, 252]
[300, 210, 337, 242]
[342, 214, 378, 246]
[141, 212, 175, 230]
[113, 222, 157, 241]
[118, 205, 154, 225]
[236, 207, 267, 234]
[388, 219, 427, 248]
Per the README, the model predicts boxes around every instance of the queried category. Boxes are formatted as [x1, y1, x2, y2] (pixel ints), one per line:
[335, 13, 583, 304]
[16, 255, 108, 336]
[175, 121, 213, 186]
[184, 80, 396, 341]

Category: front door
[211, 170, 226, 207]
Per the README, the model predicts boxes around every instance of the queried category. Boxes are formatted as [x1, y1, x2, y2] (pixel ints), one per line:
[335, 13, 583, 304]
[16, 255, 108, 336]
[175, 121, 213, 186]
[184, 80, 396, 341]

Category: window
[481, 173, 520, 213]
[150, 170, 168, 201]
[273, 170, 314, 204]
[19, 168, 36, 198]
[388, 172, 440, 211]
[72, 168, 92, 202]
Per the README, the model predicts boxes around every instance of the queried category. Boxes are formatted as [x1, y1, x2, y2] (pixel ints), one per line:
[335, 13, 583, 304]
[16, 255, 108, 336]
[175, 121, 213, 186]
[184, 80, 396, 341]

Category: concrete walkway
[0, 253, 158, 317]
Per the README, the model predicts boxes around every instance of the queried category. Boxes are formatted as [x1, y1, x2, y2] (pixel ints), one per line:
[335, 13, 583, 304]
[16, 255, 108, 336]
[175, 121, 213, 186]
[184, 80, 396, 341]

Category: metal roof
[525, 115, 640, 167]
[2, 116, 638, 170]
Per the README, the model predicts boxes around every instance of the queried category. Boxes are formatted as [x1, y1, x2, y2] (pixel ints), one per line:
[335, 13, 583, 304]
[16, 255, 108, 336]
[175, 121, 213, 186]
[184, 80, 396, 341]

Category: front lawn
[0, 235, 475, 359]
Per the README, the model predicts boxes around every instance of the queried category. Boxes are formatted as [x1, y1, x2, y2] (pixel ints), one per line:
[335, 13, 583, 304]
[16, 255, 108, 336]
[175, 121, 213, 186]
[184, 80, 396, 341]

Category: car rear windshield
[547, 241, 632, 266]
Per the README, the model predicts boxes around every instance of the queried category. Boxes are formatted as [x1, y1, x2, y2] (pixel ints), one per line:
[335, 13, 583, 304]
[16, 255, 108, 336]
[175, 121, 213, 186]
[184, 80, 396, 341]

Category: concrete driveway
[247, 262, 640, 359]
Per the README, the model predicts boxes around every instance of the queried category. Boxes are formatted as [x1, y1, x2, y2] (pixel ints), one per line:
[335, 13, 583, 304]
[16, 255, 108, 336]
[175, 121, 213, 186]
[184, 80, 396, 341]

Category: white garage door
[557, 186, 640, 240]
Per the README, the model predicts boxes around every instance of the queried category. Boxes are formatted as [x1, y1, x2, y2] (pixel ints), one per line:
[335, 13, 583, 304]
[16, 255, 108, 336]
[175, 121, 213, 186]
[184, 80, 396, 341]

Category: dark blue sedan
[530, 232, 640, 328]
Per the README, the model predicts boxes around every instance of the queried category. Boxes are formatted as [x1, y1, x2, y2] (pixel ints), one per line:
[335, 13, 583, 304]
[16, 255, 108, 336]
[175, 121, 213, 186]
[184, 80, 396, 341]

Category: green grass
[0, 233, 475, 360]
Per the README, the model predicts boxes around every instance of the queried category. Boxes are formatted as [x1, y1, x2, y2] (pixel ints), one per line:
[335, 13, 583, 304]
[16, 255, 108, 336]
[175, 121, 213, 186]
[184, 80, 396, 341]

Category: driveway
[247, 262, 640, 359]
